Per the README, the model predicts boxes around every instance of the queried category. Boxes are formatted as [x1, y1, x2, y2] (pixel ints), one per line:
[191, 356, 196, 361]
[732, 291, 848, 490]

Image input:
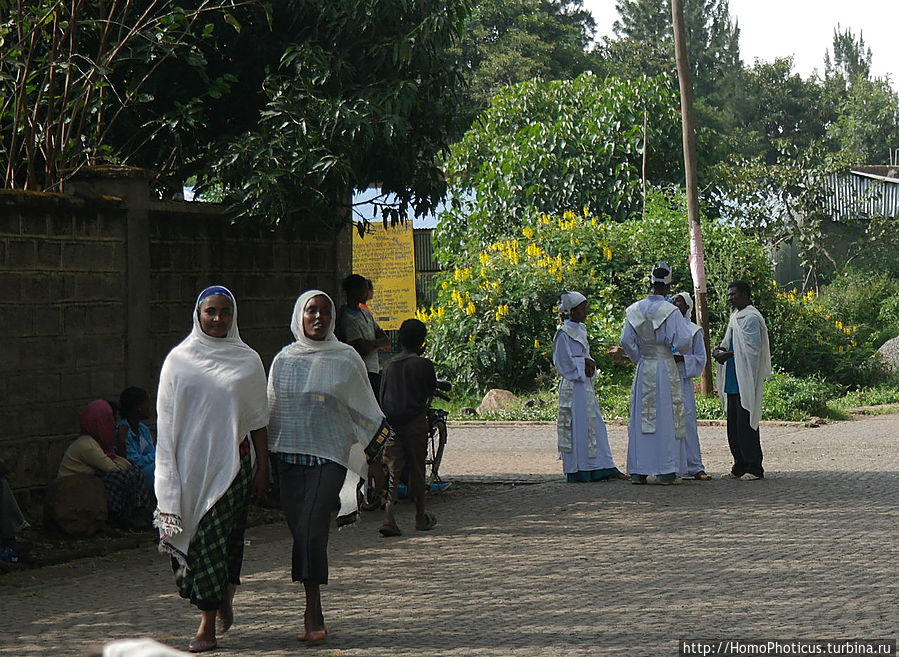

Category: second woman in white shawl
[268, 290, 385, 643]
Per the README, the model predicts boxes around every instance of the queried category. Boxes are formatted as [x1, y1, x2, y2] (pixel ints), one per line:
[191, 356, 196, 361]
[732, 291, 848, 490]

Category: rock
[476, 389, 520, 414]
[44, 474, 107, 536]
[459, 407, 478, 416]
[607, 345, 632, 367]
[877, 336, 899, 371]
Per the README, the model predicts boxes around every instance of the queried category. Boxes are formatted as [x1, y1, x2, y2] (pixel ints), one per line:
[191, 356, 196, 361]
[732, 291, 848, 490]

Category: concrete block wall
[147, 203, 351, 392]
[0, 170, 350, 514]
[0, 191, 129, 506]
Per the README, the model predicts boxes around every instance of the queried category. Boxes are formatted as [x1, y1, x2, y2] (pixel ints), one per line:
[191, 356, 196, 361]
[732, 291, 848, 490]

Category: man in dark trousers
[712, 280, 771, 481]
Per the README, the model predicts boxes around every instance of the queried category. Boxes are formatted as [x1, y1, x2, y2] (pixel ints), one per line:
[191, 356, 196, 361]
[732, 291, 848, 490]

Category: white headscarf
[675, 291, 694, 318]
[154, 286, 269, 566]
[558, 291, 587, 315]
[268, 290, 385, 519]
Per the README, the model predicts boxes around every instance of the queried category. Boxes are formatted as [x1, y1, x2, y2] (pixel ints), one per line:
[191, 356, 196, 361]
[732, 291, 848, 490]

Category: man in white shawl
[155, 285, 270, 654]
[712, 280, 771, 481]
[672, 292, 711, 480]
[268, 290, 386, 644]
[620, 263, 696, 485]
[553, 292, 627, 482]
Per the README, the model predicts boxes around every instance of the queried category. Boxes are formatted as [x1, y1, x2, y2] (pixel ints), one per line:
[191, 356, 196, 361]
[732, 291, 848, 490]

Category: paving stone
[1, 415, 897, 656]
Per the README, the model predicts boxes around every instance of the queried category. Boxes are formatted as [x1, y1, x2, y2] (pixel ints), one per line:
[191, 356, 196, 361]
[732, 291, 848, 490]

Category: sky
[584, 0, 899, 87]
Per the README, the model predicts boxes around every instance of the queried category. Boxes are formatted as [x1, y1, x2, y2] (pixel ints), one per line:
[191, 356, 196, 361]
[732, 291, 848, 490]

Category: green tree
[435, 73, 698, 267]
[202, 0, 470, 227]
[0, 0, 260, 192]
[601, 0, 740, 99]
[824, 25, 872, 86]
[451, 0, 596, 130]
[827, 77, 899, 164]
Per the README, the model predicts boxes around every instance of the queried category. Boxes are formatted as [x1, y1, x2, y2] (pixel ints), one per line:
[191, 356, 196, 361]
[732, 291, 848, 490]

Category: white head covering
[154, 285, 270, 567]
[675, 291, 694, 317]
[558, 291, 587, 315]
[268, 290, 385, 520]
[650, 262, 672, 285]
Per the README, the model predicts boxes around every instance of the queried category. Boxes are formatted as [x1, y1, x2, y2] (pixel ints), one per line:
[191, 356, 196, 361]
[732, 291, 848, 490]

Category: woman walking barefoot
[154, 286, 269, 653]
[268, 290, 386, 642]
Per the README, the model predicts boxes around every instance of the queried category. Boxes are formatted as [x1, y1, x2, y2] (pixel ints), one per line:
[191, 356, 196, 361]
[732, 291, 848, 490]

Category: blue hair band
[196, 285, 234, 307]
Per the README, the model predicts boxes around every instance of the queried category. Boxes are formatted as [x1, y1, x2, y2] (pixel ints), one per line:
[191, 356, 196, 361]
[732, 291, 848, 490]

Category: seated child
[116, 387, 156, 493]
[378, 319, 438, 536]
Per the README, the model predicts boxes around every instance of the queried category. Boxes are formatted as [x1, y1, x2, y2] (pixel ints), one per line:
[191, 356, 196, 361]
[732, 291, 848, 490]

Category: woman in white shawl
[553, 292, 627, 482]
[268, 290, 385, 644]
[154, 285, 269, 654]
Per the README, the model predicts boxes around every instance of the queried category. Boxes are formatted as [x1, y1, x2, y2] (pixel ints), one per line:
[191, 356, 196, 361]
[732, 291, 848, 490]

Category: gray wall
[0, 167, 350, 512]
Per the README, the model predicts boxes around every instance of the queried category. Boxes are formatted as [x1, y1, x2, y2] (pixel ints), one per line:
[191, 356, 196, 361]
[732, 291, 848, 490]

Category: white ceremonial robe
[553, 321, 617, 474]
[676, 324, 707, 477]
[716, 304, 771, 430]
[620, 296, 695, 476]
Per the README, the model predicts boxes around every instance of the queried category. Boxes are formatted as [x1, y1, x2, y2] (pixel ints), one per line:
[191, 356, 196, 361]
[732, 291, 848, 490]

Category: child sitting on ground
[116, 387, 156, 495]
[378, 319, 438, 536]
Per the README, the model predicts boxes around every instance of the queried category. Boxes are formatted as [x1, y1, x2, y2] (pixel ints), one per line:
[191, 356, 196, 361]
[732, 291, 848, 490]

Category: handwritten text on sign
[352, 222, 417, 331]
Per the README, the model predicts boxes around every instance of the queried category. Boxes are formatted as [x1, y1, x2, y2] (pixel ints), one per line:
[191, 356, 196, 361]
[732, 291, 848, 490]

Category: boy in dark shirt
[378, 319, 438, 536]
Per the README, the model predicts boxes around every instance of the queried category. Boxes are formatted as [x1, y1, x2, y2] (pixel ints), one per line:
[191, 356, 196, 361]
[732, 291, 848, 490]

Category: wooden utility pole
[671, 0, 713, 393]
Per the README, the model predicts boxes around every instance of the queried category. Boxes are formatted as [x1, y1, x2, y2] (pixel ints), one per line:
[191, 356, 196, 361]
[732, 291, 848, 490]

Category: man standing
[672, 292, 711, 481]
[620, 263, 696, 485]
[712, 280, 771, 481]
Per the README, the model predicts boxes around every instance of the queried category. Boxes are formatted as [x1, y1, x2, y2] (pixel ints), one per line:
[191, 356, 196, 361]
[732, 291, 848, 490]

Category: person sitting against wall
[58, 399, 152, 527]
[117, 387, 156, 495]
[0, 457, 30, 563]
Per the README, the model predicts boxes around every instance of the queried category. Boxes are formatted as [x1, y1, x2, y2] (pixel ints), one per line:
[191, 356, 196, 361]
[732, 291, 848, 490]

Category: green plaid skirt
[172, 447, 252, 611]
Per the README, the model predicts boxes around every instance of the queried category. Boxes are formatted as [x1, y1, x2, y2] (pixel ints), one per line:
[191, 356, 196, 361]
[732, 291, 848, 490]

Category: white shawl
[154, 287, 269, 565]
[717, 304, 771, 430]
[268, 290, 385, 520]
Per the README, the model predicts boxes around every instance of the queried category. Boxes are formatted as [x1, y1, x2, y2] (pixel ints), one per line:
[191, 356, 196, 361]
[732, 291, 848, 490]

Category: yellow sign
[352, 222, 417, 331]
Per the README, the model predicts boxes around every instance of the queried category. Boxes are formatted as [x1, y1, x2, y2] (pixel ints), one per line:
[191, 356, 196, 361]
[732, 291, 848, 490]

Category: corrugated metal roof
[825, 172, 899, 220]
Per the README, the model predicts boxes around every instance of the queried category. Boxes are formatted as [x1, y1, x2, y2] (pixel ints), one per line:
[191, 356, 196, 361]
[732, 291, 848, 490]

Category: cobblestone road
[2, 415, 897, 656]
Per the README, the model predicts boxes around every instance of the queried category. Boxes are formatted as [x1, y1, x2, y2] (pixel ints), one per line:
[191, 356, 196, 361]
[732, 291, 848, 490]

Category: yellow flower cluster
[466, 301, 476, 316]
[494, 304, 509, 321]
[415, 306, 447, 323]
[488, 239, 521, 265]
[453, 267, 472, 282]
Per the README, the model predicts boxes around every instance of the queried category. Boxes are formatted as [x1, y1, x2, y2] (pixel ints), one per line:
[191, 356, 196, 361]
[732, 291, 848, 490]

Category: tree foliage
[435, 73, 706, 266]
[0, 0, 266, 192]
[450, 0, 595, 130]
[201, 0, 470, 227]
[0, 0, 470, 228]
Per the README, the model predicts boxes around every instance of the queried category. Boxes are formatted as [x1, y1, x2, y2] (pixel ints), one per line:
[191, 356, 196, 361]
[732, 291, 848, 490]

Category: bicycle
[360, 378, 451, 510]
[425, 379, 451, 485]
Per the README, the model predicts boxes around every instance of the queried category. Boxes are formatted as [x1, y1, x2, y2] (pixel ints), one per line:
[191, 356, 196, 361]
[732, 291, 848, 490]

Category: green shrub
[426, 189, 774, 393]
[761, 371, 839, 421]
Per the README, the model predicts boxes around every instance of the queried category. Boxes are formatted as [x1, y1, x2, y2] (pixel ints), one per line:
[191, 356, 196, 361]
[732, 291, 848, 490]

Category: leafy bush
[767, 286, 886, 387]
[761, 371, 839, 421]
[424, 190, 774, 392]
[815, 269, 899, 346]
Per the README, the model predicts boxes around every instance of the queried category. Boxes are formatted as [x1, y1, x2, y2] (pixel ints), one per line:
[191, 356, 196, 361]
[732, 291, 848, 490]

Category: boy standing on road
[378, 319, 438, 536]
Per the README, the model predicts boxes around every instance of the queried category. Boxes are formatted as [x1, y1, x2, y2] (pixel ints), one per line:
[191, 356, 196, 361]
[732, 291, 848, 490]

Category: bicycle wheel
[427, 418, 447, 484]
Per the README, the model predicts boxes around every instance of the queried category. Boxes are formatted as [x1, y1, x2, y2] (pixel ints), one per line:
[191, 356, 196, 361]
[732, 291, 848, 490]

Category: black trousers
[726, 393, 764, 477]
[278, 460, 347, 584]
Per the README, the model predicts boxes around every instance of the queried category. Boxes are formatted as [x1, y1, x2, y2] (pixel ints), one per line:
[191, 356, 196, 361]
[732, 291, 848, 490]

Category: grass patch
[438, 368, 899, 423]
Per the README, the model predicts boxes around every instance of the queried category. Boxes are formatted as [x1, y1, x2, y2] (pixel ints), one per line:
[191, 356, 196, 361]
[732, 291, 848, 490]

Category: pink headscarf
[79, 399, 117, 460]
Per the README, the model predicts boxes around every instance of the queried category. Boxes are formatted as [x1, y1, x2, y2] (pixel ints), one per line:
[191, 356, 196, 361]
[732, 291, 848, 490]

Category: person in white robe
[672, 292, 711, 480]
[712, 280, 771, 481]
[154, 285, 270, 654]
[620, 263, 696, 485]
[552, 292, 627, 482]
